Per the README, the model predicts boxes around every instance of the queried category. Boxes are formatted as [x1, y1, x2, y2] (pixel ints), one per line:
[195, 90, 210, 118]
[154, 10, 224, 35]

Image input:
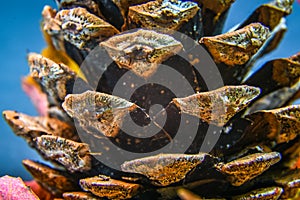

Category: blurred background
[0, 0, 299, 180]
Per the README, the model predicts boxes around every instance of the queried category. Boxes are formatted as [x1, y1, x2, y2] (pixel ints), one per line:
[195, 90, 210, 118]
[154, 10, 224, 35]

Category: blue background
[0, 0, 299, 180]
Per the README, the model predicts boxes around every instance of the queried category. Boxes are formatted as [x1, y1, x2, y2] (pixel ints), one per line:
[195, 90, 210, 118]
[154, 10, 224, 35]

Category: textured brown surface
[22, 160, 79, 196]
[244, 105, 300, 145]
[121, 153, 214, 186]
[245, 52, 300, 96]
[238, 0, 293, 30]
[28, 53, 75, 103]
[80, 176, 140, 199]
[63, 91, 137, 137]
[55, 7, 119, 50]
[63, 191, 100, 200]
[55, 0, 103, 18]
[2, 110, 77, 145]
[3, 0, 300, 199]
[100, 29, 183, 78]
[275, 170, 300, 198]
[35, 135, 91, 172]
[128, 0, 199, 30]
[195, 0, 236, 35]
[200, 23, 270, 66]
[216, 152, 281, 186]
[173, 85, 260, 126]
[232, 186, 283, 200]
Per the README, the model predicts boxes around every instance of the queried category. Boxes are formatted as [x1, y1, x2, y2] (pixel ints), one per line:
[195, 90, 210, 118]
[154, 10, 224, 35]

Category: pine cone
[3, 0, 300, 199]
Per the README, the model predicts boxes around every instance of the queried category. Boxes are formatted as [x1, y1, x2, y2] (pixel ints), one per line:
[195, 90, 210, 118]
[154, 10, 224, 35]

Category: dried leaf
[22, 160, 79, 196]
[100, 29, 183, 78]
[35, 135, 91, 172]
[173, 85, 260, 126]
[216, 152, 281, 186]
[232, 186, 283, 200]
[200, 23, 270, 66]
[79, 176, 140, 199]
[62, 91, 138, 137]
[0, 176, 39, 200]
[121, 153, 214, 186]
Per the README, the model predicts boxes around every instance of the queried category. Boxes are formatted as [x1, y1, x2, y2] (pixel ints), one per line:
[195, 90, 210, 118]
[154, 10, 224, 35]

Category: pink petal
[0, 175, 39, 200]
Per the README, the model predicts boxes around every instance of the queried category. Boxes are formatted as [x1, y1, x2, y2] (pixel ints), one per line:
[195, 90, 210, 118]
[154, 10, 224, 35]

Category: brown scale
[215, 152, 281, 186]
[27, 53, 76, 121]
[245, 53, 300, 97]
[244, 53, 300, 113]
[238, 0, 293, 31]
[100, 29, 183, 78]
[55, 0, 105, 19]
[275, 169, 300, 198]
[173, 85, 261, 126]
[79, 175, 140, 199]
[62, 91, 138, 138]
[232, 186, 283, 200]
[35, 135, 92, 173]
[4, 0, 300, 199]
[242, 105, 300, 146]
[28, 53, 75, 104]
[55, 7, 119, 51]
[200, 23, 270, 84]
[2, 110, 78, 146]
[22, 160, 80, 196]
[121, 153, 215, 186]
[63, 191, 101, 200]
[194, 0, 236, 36]
[200, 23, 270, 66]
[177, 186, 285, 200]
[235, 0, 294, 76]
[127, 0, 202, 39]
